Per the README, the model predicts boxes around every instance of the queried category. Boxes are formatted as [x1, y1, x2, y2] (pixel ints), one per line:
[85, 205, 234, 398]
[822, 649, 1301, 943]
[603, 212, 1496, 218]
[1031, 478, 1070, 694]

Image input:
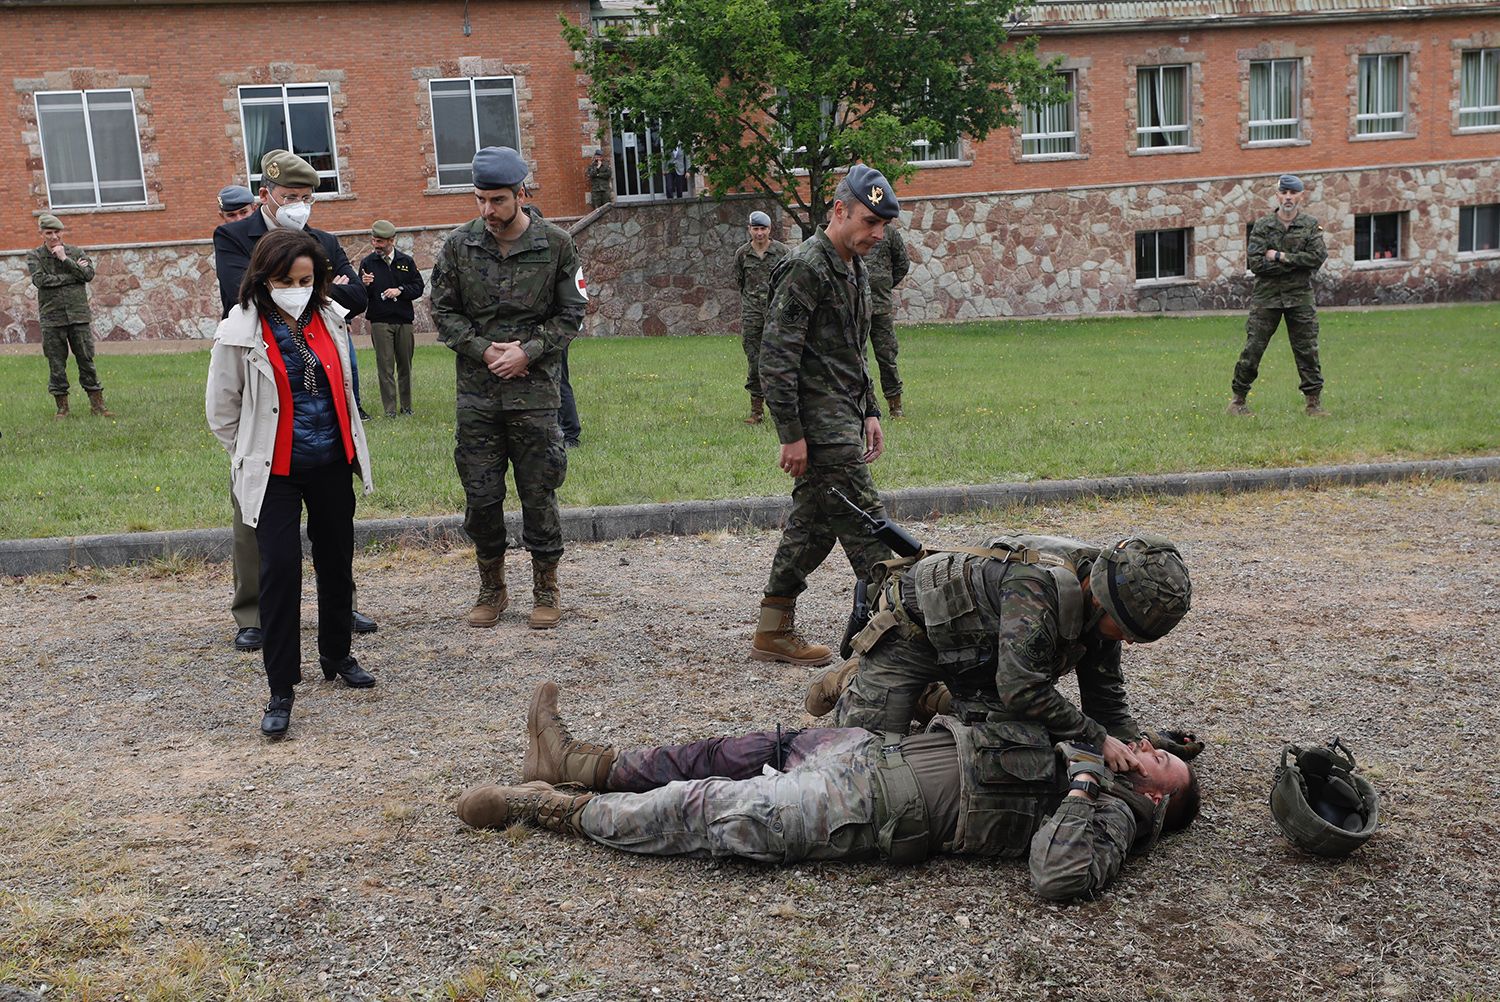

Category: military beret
[37, 213, 65, 231]
[593, 148, 604, 157]
[370, 219, 396, 239]
[260, 149, 319, 189]
[1278, 174, 1305, 192]
[472, 146, 529, 189]
[217, 185, 255, 212]
[844, 164, 899, 220]
[748, 211, 772, 227]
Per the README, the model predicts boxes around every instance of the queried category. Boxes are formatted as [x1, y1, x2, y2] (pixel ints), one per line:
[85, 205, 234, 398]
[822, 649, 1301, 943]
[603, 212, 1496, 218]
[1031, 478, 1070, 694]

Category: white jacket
[205, 301, 373, 527]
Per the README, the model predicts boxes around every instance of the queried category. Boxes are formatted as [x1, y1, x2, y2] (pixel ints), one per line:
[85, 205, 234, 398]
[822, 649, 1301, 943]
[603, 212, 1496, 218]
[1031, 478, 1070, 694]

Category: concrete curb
[3, 455, 1498, 576]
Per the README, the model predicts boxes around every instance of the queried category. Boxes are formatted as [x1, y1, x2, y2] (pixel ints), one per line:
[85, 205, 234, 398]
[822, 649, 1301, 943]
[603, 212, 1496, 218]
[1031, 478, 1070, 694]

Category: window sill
[1129, 145, 1201, 157]
[1020, 152, 1086, 163]
[1453, 124, 1500, 135]
[1352, 258, 1407, 270]
[1135, 275, 1196, 287]
[1350, 131, 1415, 142]
[37, 203, 165, 217]
[1241, 138, 1310, 150]
[425, 187, 479, 197]
[907, 159, 972, 169]
[315, 193, 357, 202]
[1457, 249, 1500, 261]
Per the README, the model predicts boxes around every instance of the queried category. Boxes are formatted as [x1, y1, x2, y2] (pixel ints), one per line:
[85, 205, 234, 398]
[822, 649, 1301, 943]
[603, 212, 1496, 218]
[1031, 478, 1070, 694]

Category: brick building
[1, 0, 1497, 343]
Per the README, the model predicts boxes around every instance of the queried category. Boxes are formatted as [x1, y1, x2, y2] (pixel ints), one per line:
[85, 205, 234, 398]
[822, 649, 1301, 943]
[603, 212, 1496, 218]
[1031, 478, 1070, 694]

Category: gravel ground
[2, 480, 1498, 1001]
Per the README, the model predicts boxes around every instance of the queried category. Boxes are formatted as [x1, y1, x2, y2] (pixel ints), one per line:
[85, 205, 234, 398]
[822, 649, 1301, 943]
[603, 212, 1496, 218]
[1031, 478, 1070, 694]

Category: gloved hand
[1056, 741, 1108, 781]
[1145, 728, 1205, 761]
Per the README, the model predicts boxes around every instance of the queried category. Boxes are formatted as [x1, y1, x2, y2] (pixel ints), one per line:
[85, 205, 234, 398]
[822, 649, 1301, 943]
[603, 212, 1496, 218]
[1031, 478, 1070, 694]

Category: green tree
[563, 0, 1057, 238]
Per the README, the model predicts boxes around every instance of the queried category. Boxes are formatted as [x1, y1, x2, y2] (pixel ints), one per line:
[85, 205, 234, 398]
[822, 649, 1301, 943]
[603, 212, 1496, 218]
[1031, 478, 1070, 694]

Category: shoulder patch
[1020, 623, 1053, 664]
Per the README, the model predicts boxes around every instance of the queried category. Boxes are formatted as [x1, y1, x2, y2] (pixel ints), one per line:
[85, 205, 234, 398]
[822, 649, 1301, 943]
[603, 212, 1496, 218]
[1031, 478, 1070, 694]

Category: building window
[1459, 204, 1500, 253]
[430, 77, 520, 189]
[908, 138, 958, 163]
[1356, 54, 1407, 135]
[34, 89, 147, 208]
[1137, 66, 1190, 148]
[1459, 49, 1500, 129]
[1354, 212, 1403, 260]
[1136, 228, 1191, 281]
[1248, 59, 1300, 142]
[239, 85, 340, 193]
[1022, 71, 1078, 156]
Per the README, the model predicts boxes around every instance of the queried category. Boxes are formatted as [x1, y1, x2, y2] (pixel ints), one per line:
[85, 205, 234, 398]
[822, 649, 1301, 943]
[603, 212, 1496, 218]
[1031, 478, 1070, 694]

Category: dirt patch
[1, 480, 1498, 1000]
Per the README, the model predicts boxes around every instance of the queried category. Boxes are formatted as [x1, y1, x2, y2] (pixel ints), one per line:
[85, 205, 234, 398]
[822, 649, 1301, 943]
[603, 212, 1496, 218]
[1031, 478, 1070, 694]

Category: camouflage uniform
[834, 536, 1141, 744]
[586, 159, 612, 208]
[860, 226, 910, 400]
[733, 238, 789, 397]
[26, 242, 102, 395]
[1233, 211, 1328, 397]
[430, 206, 587, 560]
[759, 229, 892, 598]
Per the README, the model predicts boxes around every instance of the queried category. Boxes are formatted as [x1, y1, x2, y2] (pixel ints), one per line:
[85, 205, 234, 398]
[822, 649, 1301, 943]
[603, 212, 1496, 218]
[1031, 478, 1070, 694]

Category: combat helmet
[1088, 534, 1191, 643]
[1270, 737, 1380, 857]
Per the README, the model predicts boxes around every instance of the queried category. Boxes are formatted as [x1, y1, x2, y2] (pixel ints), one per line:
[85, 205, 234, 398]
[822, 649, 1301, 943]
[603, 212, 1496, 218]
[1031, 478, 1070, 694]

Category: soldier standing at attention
[1228, 173, 1329, 417]
[27, 214, 113, 418]
[860, 224, 910, 417]
[585, 149, 611, 209]
[751, 165, 899, 666]
[430, 147, 588, 631]
[732, 210, 789, 425]
[359, 219, 426, 418]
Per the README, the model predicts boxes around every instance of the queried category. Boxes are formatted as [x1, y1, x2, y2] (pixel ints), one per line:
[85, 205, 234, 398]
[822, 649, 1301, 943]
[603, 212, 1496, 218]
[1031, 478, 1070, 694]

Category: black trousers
[255, 460, 356, 698]
[557, 345, 581, 446]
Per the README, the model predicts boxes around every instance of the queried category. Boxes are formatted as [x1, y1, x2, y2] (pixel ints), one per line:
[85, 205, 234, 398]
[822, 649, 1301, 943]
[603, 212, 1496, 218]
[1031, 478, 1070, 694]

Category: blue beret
[844, 164, 899, 220]
[473, 146, 529, 189]
[748, 211, 771, 227]
[217, 185, 255, 211]
[1278, 174, 1304, 192]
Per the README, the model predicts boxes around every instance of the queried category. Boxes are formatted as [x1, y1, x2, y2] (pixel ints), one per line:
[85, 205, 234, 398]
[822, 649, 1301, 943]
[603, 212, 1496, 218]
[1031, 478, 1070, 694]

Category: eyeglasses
[270, 190, 317, 205]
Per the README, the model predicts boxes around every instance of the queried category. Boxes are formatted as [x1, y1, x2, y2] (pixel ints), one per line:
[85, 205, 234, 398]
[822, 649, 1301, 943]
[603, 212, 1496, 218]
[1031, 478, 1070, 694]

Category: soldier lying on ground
[455, 683, 1202, 901]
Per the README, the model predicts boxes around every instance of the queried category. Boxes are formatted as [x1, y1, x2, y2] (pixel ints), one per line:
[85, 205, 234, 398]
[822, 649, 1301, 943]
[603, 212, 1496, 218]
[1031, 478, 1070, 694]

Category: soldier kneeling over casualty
[457, 683, 1202, 901]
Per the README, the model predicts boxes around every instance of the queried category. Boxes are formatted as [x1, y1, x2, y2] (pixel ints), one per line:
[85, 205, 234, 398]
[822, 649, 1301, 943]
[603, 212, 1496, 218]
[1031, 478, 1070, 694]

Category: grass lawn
[2, 303, 1497, 539]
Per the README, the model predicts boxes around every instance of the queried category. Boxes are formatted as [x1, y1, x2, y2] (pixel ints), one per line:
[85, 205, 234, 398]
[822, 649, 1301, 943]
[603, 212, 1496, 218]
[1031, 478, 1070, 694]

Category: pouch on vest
[950, 718, 1055, 857]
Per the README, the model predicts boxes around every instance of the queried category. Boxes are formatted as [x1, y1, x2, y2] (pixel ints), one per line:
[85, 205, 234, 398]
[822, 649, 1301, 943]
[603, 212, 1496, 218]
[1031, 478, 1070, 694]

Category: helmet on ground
[1088, 534, 1191, 643]
[1270, 737, 1380, 857]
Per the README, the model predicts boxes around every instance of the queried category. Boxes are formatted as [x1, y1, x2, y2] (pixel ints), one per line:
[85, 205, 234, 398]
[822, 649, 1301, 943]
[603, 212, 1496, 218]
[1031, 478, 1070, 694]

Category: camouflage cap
[1089, 534, 1191, 643]
[748, 210, 771, 227]
[473, 146, 528, 189]
[370, 219, 396, 239]
[260, 149, 319, 189]
[217, 185, 255, 211]
[843, 164, 899, 220]
[37, 213, 65, 231]
[1278, 173, 1304, 192]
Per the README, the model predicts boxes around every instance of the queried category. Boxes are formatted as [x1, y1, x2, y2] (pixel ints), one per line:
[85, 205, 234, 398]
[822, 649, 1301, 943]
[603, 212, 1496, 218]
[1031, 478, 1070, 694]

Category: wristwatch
[1069, 776, 1100, 799]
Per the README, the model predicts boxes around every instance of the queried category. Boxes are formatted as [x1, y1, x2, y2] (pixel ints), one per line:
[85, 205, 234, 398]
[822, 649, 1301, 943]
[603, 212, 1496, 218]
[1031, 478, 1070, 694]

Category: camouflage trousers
[833, 629, 942, 734]
[740, 309, 766, 397]
[579, 727, 884, 862]
[42, 323, 101, 395]
[764, 443, 895, 599]
[1232, 305, 1323, 397]
[868, 310, 902, 399]
[455, 403, 567, 561]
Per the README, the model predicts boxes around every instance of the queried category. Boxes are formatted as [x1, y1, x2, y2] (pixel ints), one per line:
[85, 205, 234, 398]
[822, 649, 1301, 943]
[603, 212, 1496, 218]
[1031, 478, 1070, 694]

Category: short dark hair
[1161, 764, 1201, 834]
[238, 228, 331, 318]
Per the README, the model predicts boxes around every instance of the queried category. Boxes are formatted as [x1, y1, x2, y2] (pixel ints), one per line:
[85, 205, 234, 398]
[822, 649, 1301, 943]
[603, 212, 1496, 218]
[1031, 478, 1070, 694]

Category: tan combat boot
[523, 681, 616, 789]
[1225, 394, 1252, 416]
[744, 396, 764, 425]
[86, 389, 115, 417]
[886, 395, 904, 418]
[528, 559, 562, 630]
[455, 780, 594, 836]
[1304, 393, 1328, 417]
[53, 394, 69, 418]
[804, 657, 861, 716]
[465, 555, 508, 628]
[751, 596, 834, 666]
[913, 682, 953, 725]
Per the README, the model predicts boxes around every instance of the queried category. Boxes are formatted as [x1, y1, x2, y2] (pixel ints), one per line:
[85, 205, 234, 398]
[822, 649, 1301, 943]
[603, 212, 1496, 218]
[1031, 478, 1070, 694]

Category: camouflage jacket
[759, 229, 879, 446]
[586, 162, 612, 192]
[1247, 211, 1327, 307]
[860, 226, 910, 312]
[27, 243, 95, 325]
[1028, 790, 1144, 900]
[733, 240, 790, 318]
[430, 207, 587, 410]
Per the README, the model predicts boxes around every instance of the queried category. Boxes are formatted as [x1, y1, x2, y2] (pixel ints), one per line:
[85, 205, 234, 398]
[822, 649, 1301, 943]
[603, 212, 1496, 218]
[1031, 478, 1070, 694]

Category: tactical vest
[929, 716, 1059, 857]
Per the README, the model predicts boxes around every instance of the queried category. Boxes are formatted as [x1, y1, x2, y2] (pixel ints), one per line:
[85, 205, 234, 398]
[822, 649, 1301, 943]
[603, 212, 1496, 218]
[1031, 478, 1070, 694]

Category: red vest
[259, 311, 355, 475]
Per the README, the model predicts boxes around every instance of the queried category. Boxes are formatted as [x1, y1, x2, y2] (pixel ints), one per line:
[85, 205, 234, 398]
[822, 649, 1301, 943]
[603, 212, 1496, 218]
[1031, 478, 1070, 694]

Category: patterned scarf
[283, 304, 321, 396]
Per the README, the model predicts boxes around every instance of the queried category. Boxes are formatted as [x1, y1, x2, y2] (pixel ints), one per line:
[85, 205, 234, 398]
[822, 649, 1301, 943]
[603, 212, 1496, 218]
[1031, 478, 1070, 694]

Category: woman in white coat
[206, 228, 376, 738]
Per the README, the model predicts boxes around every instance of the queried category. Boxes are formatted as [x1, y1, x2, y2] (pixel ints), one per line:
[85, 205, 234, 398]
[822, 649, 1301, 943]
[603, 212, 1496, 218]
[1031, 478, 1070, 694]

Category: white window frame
[34, 88, 148, 210]
[908, 137, 959, 164]
[1356, 54, 1407, 136]
[1022, 71, 1079, 157]
[237, 83, 341, 193]
[1248, 59, 1301, 143]
[1135, 227, 1192, 282]
[1458, 49, 1500, 130]
[1136, 65, 1190, 149]
[1354, 211, 1404, 261]
[1459, 203, 1500, 254]
[428, 76, 521, 190]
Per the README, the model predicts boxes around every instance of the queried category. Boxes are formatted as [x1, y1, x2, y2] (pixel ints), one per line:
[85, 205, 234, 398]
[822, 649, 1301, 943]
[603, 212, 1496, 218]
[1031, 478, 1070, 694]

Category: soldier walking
[430, 147, 588, 630]
[1229, 173, 1329, 417]
[26, 214, 113, 418]
[732, 210, 789, 424]
[751, 165, 899, 666]
[861, 224, 910, 417]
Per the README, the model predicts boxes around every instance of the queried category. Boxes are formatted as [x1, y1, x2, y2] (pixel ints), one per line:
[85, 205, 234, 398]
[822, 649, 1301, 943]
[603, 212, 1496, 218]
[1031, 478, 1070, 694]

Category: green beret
[371, 219, 396, 239]
[38, 213, 65, 231]
[844, 164, 899, 220]
[473, 146, 528, 189]
[260, 149, 319, 189]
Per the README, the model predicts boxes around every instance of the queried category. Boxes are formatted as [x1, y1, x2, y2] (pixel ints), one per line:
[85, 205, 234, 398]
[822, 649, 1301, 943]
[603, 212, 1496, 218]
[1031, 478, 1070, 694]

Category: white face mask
[270, 286, 314, 318]
[274, 200, 312, 230]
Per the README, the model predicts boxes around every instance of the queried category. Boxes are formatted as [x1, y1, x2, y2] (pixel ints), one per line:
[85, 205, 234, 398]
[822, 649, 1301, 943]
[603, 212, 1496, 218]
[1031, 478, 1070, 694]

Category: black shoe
[260, 694, 294, 738]
[399, 408, 413, 416]
[358, 408, 372, 420]
[351, 611, 378, 634]
[321, 654, 376, 688]
[234, 627, 264, 652]
[564, 438, 581, 449]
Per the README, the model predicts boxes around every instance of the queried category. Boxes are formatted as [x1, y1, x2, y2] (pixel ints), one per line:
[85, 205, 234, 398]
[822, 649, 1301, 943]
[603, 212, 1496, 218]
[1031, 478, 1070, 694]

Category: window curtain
[243, 103, 280, 182]
[36, 93, 96, 207]
[1357, 57, 1379, 134]
[1379, 57, 1402, 128]
[1460, 50, 1499, 128]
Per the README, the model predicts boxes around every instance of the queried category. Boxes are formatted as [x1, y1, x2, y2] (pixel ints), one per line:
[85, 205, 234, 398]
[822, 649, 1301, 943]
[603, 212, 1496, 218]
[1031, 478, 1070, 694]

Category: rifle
[827, 487, 923, 659]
